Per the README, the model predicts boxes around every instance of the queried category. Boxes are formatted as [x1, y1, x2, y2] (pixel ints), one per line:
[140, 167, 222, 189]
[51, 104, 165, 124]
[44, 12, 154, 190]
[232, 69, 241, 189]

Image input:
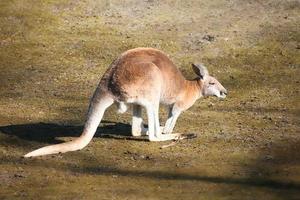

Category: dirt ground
[0, 0, 299, 199]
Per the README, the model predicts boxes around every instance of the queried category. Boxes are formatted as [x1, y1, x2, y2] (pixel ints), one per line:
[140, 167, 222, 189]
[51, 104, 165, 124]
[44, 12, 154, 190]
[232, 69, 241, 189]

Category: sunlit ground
[0, 0, 299, 199]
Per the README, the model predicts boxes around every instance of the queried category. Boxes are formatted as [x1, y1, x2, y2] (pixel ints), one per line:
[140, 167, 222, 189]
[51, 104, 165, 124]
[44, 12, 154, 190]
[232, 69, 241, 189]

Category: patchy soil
[0, 0, 299, 199]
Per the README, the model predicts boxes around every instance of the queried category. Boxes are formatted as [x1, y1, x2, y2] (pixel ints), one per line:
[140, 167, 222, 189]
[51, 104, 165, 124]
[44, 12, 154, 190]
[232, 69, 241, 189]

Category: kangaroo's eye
[209, 82, 215, 85]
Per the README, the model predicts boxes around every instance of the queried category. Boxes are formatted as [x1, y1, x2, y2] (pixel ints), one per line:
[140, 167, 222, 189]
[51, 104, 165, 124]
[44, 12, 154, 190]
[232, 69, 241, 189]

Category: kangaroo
[24, 47, 227, 157]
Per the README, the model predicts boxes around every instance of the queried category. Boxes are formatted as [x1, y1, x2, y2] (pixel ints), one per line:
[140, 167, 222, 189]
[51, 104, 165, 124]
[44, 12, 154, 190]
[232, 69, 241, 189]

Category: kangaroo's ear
[192, 63, 209, 79]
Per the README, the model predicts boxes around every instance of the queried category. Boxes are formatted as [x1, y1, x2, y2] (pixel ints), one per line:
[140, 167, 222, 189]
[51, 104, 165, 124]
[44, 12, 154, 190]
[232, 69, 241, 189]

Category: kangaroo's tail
[24, 92, 114, 157]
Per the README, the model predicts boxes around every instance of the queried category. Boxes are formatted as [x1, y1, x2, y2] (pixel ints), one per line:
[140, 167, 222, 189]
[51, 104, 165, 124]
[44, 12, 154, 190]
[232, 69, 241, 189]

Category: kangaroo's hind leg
[146, 101, 180, 141]
[145, 101, 160, 141]
[145, 102, 181, 141]
[132, 104, 147, 136]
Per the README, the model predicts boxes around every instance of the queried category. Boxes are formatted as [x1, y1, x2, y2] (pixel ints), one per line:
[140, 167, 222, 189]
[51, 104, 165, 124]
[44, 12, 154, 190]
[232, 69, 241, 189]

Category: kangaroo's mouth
[213, 94, 226, 99]
[213, 91, 227, 99]
[219, 91, 227, 99]
[219, 94, 227, 99]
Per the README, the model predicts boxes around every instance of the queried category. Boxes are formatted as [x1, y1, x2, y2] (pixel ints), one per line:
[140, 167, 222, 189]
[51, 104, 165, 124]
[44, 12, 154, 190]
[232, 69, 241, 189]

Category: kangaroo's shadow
[0, 121, 147, 144]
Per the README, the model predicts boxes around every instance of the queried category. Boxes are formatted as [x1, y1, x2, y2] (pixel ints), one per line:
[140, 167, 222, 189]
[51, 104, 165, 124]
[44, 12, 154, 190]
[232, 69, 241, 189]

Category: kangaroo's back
[101, 48, 186, 104]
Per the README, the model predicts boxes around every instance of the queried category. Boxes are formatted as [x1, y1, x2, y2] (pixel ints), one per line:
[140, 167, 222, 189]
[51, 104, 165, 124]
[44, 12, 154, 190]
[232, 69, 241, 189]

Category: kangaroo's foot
[149, 133, 182, 142]
[141, 126, 166, 136]
[149, 133, 197, 142]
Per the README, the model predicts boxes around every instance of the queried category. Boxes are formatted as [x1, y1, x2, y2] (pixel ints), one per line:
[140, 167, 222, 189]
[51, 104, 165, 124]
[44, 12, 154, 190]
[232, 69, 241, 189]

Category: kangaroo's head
[192, 63, 227, 99]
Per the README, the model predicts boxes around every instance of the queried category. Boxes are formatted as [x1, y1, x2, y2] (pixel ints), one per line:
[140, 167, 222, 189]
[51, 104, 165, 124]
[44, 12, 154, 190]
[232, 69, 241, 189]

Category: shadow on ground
[0, 121, 148, 144]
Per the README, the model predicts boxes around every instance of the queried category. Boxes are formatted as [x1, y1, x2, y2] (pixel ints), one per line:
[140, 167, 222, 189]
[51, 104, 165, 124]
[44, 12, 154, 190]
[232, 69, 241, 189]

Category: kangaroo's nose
[220, 90, 227, 96]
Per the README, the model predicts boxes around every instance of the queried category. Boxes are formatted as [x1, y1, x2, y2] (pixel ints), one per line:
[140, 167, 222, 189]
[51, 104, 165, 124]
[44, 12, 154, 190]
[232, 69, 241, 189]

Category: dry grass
[0, 0, 299, 199]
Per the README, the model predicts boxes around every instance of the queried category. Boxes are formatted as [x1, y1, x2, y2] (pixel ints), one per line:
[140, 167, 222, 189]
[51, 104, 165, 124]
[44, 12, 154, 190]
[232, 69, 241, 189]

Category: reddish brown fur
[99, 47, 201, 110]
